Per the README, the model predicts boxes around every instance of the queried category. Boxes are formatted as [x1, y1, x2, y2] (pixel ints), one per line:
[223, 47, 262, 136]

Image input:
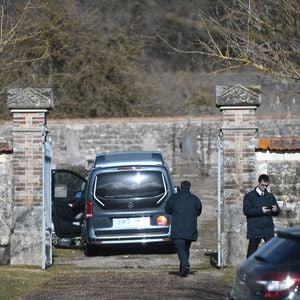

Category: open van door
[51, 169, 87, 240]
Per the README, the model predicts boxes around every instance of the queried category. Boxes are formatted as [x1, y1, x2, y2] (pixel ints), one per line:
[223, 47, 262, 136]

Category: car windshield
[254, 235, 300, 264]
[94, 170, 166, 200]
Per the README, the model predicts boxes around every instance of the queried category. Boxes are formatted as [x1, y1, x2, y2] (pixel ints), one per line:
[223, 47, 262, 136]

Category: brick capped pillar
[7, 88, 53, 265]
[216, 84, 261, 266]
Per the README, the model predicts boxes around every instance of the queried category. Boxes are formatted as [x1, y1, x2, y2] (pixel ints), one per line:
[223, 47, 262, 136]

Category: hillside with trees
[0, 0, 299, 119]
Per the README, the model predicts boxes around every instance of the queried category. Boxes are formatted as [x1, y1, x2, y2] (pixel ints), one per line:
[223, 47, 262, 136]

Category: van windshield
[94, 170, 166, 200]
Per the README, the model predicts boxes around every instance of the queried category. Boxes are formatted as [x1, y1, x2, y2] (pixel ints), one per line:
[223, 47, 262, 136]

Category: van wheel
[84, 244, 98, 257]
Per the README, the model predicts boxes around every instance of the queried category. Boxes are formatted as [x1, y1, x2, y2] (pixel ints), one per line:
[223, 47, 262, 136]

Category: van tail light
[85, 200, 93, 218]
[155, 215, 168, 226]
[256, 272, 300, 298]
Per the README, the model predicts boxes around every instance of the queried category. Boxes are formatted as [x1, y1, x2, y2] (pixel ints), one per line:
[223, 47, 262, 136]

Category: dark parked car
[229, 226, 300, 300]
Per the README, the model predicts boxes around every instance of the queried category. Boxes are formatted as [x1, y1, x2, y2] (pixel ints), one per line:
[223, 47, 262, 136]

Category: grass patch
[0, 266, 54, 300]
[0, 263, 82, 300]
[219, 267, 236, 285]
[53, 247, 82, 259]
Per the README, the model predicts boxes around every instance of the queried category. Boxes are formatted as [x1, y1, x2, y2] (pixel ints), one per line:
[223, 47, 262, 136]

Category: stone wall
[47, 116, 222, 177]
[257, 117, 300, 136]
[256, 151, 300, 229]
[1, 115, 298, 175]
[1, 115, 299, 197]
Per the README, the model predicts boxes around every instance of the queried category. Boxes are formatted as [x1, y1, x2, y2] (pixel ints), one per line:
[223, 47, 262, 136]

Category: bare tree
[198, 0, 300, 79]
[0, 0, 52, 94]
[160, 0, 300, 80]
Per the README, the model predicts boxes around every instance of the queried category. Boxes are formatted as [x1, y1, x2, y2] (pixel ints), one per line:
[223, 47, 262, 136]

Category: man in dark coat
[243, 174, 280, 258]
[165, 180, 202, 277]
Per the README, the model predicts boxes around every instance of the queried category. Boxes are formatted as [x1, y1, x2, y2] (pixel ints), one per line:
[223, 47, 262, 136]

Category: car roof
[94, 151, 165, 168]
[276, 226, 300, 240]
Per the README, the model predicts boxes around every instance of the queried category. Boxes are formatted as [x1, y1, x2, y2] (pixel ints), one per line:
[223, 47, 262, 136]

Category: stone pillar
[216, 84, 261, 266]
[7, 88, 53, 266]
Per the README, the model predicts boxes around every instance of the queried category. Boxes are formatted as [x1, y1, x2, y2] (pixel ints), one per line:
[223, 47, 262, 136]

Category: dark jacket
[165, 189, 202, 241]
[243, 188, 280, 239]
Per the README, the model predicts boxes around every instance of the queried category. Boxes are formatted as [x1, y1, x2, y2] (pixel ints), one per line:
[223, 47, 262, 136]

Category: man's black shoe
[179, 266, 189, 277]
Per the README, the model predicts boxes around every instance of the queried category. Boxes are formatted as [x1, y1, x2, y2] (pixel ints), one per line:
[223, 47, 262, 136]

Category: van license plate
[113, 217, 150, 228]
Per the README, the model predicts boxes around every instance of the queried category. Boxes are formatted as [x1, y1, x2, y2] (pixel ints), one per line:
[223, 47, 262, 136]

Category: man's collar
[255, 187, 264, 196]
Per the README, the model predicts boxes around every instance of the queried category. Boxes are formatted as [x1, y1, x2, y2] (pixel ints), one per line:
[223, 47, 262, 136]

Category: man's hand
[262, 206, 272, 213]
[271, 205, 277, 212]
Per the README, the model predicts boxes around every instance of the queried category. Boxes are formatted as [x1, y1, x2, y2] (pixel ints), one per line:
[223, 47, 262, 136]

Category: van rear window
[94, 171, 166, 200]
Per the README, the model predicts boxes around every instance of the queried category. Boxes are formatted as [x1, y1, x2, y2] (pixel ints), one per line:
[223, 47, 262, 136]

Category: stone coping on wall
[46, 112, 300, 124]
[256, 136, 300, 151]
[46, 115, 223, 124]
[37, 111, 300, 123]
[0, 112, 299, 125]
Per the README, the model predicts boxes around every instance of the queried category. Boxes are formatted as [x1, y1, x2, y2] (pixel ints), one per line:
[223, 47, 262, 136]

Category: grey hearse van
[83, 151, 175, 256]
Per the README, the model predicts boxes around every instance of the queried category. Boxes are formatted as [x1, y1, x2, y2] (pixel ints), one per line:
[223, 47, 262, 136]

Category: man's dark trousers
[173, 238, 192, 269]
[246, 237, 273, 258]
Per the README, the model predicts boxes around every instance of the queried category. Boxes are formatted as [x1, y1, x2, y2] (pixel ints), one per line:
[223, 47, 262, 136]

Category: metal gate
[217, 132, 223, 267]
[42, 137, 53, 269]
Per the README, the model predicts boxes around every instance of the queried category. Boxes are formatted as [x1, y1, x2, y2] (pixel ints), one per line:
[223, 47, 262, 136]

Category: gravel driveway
[23, 244, 233, 300]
